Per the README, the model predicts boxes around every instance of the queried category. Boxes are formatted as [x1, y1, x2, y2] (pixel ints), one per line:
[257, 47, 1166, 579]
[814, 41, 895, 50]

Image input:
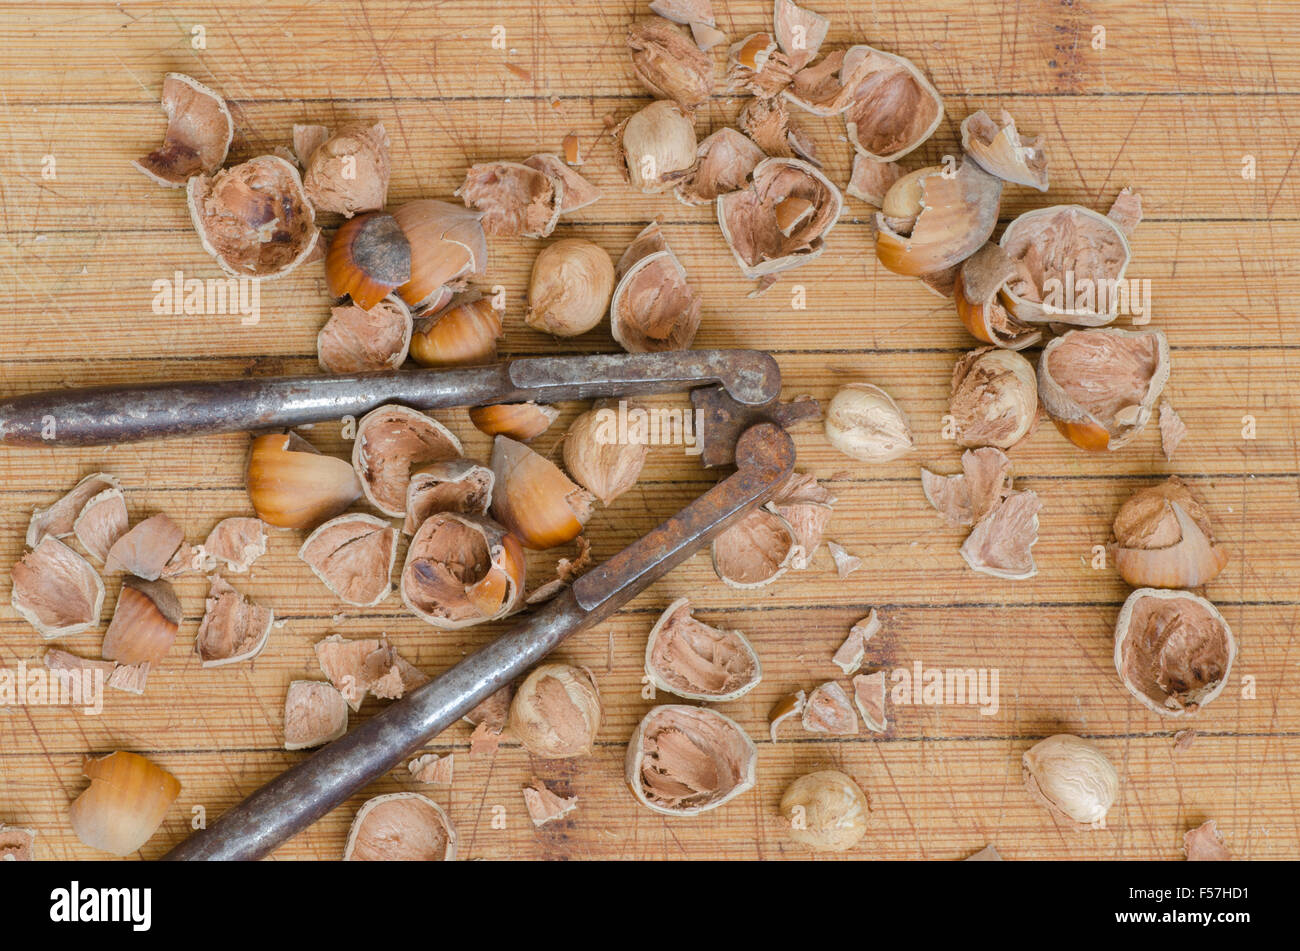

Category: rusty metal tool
[160, 366, 815, 859]
[0, 349, 797, 460]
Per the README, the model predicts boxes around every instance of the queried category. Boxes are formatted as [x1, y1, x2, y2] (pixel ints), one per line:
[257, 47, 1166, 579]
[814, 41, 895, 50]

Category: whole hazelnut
[525, 239, 616, 337]
[509, 663, 602, 758]
[1022, 734, 1118, 829]
[779, 770, 871, 852]
[948, 347, 1037, 449]
[824, 383, 913, 462]
[620, 100, 697, 193]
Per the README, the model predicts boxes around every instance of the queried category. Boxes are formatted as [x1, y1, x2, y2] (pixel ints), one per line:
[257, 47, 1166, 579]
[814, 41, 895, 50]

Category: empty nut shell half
[26, 472, 120, 549]
[187, 155, 320, 280]
[455, 161, 562, 238]
[874, 159, 1002, 281]
[1038, 327, 1170, 451]
[105, 513, 185, 581]
[999, 205, 1132, 326]
[510, 663, 602, 758]
[203, 517, 268, 573]
[298, 121, 391, 217]
[318, 295, 413, 373]
[774, 0, 829, 71]
[195, 575, 274, 667]
[675, 128, 765, 206]
[325, 212, 412, 311]
[401, 512, 524, 629]
[960, 109, 1049, 191]
[246, 432, 363, 529]
[299, 513, 398, 607]
[101, 577, 182, 666]
[352, 405, 463, 518]
[1111, 478, 1229, 589]
[717, 157, 843, 278]
[283, 680, 349, 751]
[490, 436, 594, 550]
[710, 506, 801, 589]
[644, 598, 762, 702]
[409, 293, 502, 367]
[391, 200, 488, 311]
[611, 223, 702, 352]
[523, 152, 603, 214]
[562, 403, 648, 506]
[839, 45, 944, 162]
[767, 471, 836, 568]
[948, 347, 1038, 449]
[954, 243, 1041, 350]
[344, 792, 456, 861]
[133, 73, 233, 186]
[626, 704, 757, 816]
[627, 18, 714, 110]
[403, 458, 494, 535]
[72, 487, 129, 564]
[1114, 588, 1236, 717]
[1022, 734, 1118, 829]
[620, 100, 698, 193]
[11, 536, 105, 639]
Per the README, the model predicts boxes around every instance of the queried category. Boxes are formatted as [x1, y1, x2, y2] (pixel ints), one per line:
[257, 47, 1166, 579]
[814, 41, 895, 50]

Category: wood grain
[0, 0, 1296, 861]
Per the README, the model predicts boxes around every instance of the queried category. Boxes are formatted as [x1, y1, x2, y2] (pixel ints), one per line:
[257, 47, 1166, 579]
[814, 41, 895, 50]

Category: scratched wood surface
[1, 0, 1297, 860]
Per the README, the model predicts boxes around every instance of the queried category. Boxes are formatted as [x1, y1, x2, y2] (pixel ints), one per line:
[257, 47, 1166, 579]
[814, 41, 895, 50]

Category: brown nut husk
[283, 680, 349, 750]
[298, 121, 391, 217]
[101, 577, 181, 666]
[26, 472, 120, 549]
[710, 506, 801, 589]
[510, 663, 602, 758]
[133, 73, 233, 186]
[352, 405, 463, 517]
[767, 471, 835, 569]
[949, 347, 1038, 449]
[525, 238, 616, 337]
[325, 212, 413, 312]
[954, 243, 1041, 351]
[195, 575, 274, 667]
[611, 223, 703, 352]
[400, 512, 524, 629]
[391, 200, 488, 311]
[344, 793, 456, 861]
[11, 536, 105, 639]
[403, 458, 494, 535]
[72, 487, 129, 564]
[0, 823, 36, 861]
[628, 18, 714, 110]
[644, 598, 762, 702]
[1114, 588, 1236, 717]
[999, 205, 1132, 326]
[921, 447, 1013, 528]
[773, 0, 829, 72]
[523, 152, 602, 214]
[409, 293, 502, 367]
[187, 155, 320, 280]
[768, 690, 806, 741]
[961, 109, 1049, 191]
[1185, 819, 1231, 861]
[562, 403, 648, 506]
[246, 432, 363, 529]
[846, 153, 903, 207]
[490, 435, 594, 550]
[780, 769, 870, 852]
[803, 681, 859, 734]
[737, 96, 817, 164]
[718, 157, 842, 278]
[824, 382, 913, 462]
[468, 402, 560, 442]
[1022, 734, 1118, 830]
[960, 489, 1041, 580]
[69, 751, 181, 856]
[314, 634, 428, 711]
[839, 44, 943, 161]
[318, 295, 413, 374]
[1111, 478, 1229, 589]
[1038, 327, 1170, 451]
[727, 32, 793, 98]
[874, 159, 1002, 281]
[299, 513, 397, 607]
[620, 100, 698, 193]
[455, 161, 562, 238]
[202, 517, 267, 573]
[626, 704, 757, 816]
[105, 513, 185, 581]
[675, 128, 765, 206]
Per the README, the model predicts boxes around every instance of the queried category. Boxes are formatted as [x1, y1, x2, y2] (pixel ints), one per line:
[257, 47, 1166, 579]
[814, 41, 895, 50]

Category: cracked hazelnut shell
[490, 435, 594, 550]
[628, 18, 714, 110]
[1038, 327, 1170, 451]
[11, 536, 105, 639]
[352, 405, 463, 517]
[187, 155, 320, 280]
[403, 457, 494, 535]
[626, 704, 757, 816]
[246, 431, 363, 529]
[803, 681, 859, 734]
[718, 157, 842, 278]
[611, 223, 702, 352]
[510, 663, 602, 758]
[105, 512, 185, 581]
[675, 127, 764, 206]
[391, 200, 488, 311]
[1114, 588, 1235, 717]
[620, 100, 697, 193]
[727, 32, 792, 98]
[101, 577, 181, 666]
[195, 574, 274, 667]
[1111, 478, 1228, 589]
[960, 490, 1041, 580]
[325, 212, 412, 311]
[318, 295, 412, 373]
[766, 471, 835, 569]
[644, 598, 762, 702]
[522, 152, 602, 214]
[948, 347, 1038, 449]
[345, 793, 456, 861]
[456, 161, 562, 238]
[961, 109, 1049, 191]
[133, 73, 233, 186]
[283, 680, 349, 750]
[780, 770, 870, 852]
[954, 243, 1041, 350]
[710, 506, 801, 589]
[203, 517, 267, 573]
[300, 513, 398, 607]
[400, 511, 524, 629]
[839, 45, 943, 161]
[69, 751, 180, 856]
[26, 472, 120, 549]
[469, 402, 559, 442]
[824, 382, 913, 462]
[72, 486, 128, 564]
[773, 0, 829, 72]
[409, 293, 502, 368]
[299, 121, 391, 217]
[0, 824, 35, 861]
[562, 403, 647, 506]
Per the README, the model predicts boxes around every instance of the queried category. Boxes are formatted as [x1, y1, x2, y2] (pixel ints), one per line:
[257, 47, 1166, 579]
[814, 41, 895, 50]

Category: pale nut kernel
[1022, 734, 1118, 829]
[824, 383, 913, 462]
[779, 769, 871, 852]
[525, 238, 616, 337]
[948, 347, 1038, 449]
[509, 663, 602, 758]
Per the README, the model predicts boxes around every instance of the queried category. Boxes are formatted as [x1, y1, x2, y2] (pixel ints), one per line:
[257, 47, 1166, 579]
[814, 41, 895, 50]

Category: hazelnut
[510, 663, 602, 758]
[468, 402, 560, 442]
[390, 199, 488, 311]
[644, 598, 762, 702]
[611, 223, 702, 352]
[491, 435, 594, 550]
[298, 121, 391, 217]
[351, 405, 463, 518]
[619, 100, 697, 193]
[823, 383, 913, 462]
[780, 770, 870, 852]
[409, 293, 502, 368]
[400, 512, 524, 629]
[948, 347, 1038, 449]
[1111, 477, 1228, 589]
[627, 18, 714, 110]
[625, 705, 757, 816]
[246, 431, 362, 530]
[562, 402, 648, 506]
[69, 752, 181, 856]
[525, 238, 616, 337]
[1022, 734, 1118, 829]
[344, 793, 456, 861]
[324, 212, 412, 311]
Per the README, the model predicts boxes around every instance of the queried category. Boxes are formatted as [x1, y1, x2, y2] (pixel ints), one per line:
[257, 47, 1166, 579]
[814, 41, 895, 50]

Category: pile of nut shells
[4, 0, 1234, 861]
